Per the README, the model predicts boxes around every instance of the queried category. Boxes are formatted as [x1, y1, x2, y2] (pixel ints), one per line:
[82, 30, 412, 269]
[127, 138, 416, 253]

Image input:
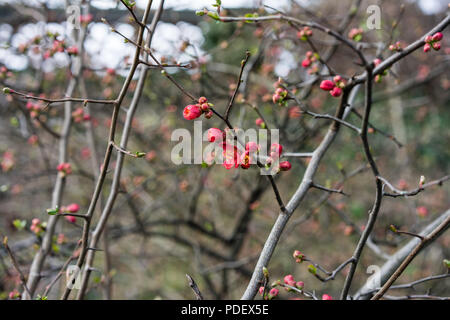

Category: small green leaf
[308, 264, 317, 275]
[46, 207, 59, 215]
[135, 152, 146, 158]
[13, 219, 26, 231]
[52, 243, 60, 254]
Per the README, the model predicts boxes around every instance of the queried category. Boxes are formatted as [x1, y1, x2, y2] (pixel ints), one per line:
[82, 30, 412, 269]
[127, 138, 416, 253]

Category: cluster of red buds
[424, 32, 443, 52]
[43, 38, 66, 59]
[1, 150, 14, 172]
[293, 250, 305, 263]
[348, 28, 363, 41]
[72, 107, 91, 123]
[57, 162, 72, 176]
[282, 274, 304, 291]
[30, 218, 44, 235]
[389, 41, 404, 52]
[183, 97, 213, 120]
[265, 143, 292, 173]
[205, 129, 292, 172]
[297, 26, 313, 41]
[26, 100, 45, 118]
[301, 51, 320, 74]
[0, 66, 13, 80]
[319, 75, 345, 97]
[272, 79, 288, 106]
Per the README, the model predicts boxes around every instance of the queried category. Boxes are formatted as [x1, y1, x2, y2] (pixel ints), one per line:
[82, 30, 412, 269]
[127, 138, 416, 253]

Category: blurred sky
[0, 0, 447, 74]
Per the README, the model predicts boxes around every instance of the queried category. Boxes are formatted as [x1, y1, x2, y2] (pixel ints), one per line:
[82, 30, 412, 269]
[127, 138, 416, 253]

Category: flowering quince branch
[58, 0, 155, 300]
[378, 175, 450, 198]
[73, 0, 165, 300]
[239, 12, 448, 298]
[3, 0, 448, 301]
[22, 7, 91, 298]
[354, 209, 450, 299]
[371, 214, 450, 300]
[341, 61, 382, 299]
[3, 88, 115, 106]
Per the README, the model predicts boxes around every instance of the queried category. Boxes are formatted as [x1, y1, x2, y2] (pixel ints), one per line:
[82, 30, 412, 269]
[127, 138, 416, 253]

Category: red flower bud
[200, 103, 209, 112]
[279, 161, 292, 171]
[330, 87, 342, 98]
[424, 35, 433, 43]
[330, 86, 342, 97]
[198, 96, 208, 104]
[183, 104, 202, 120]
[423, 43, 431, 52]
[66, 203, 80, 213]
[296, 281, 304, 290]
[258, 286, 264, 296]
[432, 32, 443, 42]
[255, 118, 264, 126]
[65, 216, 77, 223]
[319, 80, 335, 91]
[322, 294, 333, 300]
[301, 58, 311, 68]
[432, 42, 441, 51]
